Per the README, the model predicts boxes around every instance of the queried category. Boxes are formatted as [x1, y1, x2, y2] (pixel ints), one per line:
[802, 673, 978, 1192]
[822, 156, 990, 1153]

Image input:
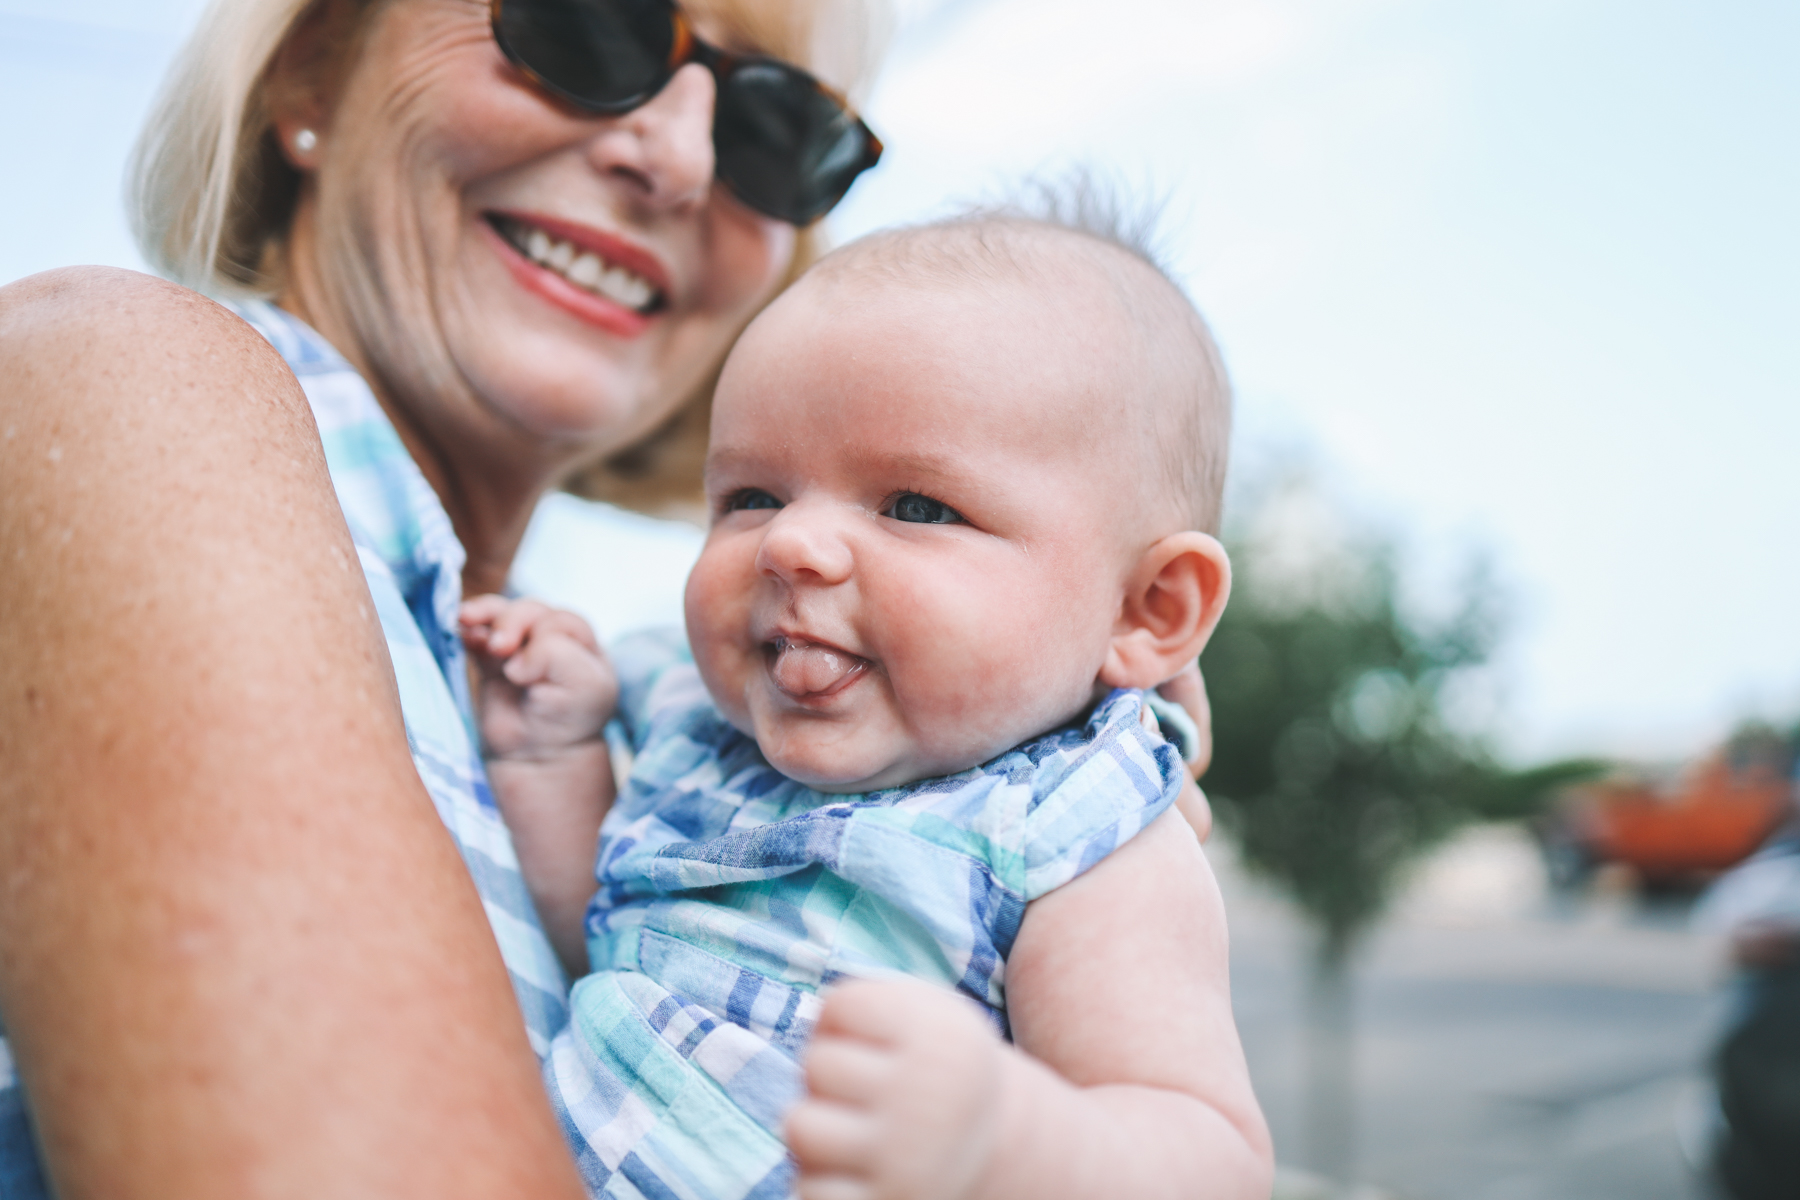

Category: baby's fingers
[459, 594, 542, 658]
[498, 622, 581, 689]
[1156, 660, 1212, 779]
[815, 977, 975, 1049]
[787, 1100, 879, 1183]
[793, 1175, 874, 1200]
[501, 626, 614, 703]
[500, 638, 553, 688]
[804, 1034, 892, 1106]
[458, 594, 507, 651]
[478, 598, 555, 658]
[527, 607, 603, 653]
[459, 593, 511, 626]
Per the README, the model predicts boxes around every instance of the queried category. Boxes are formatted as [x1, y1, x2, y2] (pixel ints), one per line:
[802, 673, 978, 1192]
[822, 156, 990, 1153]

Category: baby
[463, 211, 1272, 1200]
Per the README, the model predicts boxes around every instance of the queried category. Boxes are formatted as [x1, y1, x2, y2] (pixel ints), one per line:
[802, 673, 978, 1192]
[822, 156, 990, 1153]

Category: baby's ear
[1099, 532, 1232, 691]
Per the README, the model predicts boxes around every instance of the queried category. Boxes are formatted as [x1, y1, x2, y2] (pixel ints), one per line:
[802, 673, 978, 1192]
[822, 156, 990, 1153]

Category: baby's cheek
[684, 546, 756, 724]
[885, 566, 1090, 759]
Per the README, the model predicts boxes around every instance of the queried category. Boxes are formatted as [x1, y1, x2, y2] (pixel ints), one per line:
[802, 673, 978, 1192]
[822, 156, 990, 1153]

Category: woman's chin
[496, 389, 645, 443]
[445, 325, 664, 445]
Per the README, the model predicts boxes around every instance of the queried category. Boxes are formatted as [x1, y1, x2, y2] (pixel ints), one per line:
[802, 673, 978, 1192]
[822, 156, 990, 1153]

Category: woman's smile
[487, 212, 668, 315]
[482, 211, 668, 338]
[284, 0, 795, 461]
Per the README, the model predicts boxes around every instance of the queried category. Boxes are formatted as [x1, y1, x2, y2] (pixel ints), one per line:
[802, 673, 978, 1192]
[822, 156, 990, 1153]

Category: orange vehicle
[1556, 739, 1793, 885]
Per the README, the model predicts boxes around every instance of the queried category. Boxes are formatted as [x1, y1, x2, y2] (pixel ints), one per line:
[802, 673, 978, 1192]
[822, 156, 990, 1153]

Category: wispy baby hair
[814, 171, 1232, 534]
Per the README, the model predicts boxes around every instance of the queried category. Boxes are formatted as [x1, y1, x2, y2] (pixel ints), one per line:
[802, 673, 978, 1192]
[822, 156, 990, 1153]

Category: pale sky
[4, 0, 1795, 763]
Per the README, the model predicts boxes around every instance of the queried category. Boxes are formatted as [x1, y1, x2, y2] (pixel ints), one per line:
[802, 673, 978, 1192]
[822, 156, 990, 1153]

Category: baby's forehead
[727, 216, 1227, 535]
[748, 226, 1197, 436]
[798, 243, 1167, 383]
[809, 221, 1159, 312]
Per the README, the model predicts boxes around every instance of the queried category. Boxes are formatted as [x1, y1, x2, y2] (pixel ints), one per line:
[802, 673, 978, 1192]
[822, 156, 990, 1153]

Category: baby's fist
[460, 595, 616, 759]
[788, 978, 1002, 1200]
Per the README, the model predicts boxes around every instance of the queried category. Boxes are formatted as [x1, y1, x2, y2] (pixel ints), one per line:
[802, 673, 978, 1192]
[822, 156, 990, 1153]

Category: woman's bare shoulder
[0, 267, 296, 400]
[0, 267, 315, 470]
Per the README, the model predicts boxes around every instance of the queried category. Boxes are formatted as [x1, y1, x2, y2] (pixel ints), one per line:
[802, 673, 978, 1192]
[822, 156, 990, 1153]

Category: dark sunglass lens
[714, 63, 879, 223]
[497, 0, 675, 112]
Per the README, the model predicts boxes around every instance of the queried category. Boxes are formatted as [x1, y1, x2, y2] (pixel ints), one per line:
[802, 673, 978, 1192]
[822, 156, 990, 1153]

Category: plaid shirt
[543, 630, 1188, 1198]
[0, 301, 568, 1198]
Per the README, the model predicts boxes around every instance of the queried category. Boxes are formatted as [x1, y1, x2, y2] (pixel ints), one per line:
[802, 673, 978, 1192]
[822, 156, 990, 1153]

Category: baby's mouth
[768, 637, 870, 700]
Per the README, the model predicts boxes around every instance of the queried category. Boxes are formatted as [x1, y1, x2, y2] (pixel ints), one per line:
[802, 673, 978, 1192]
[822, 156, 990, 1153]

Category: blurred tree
[1201, 468, 1601, 1190]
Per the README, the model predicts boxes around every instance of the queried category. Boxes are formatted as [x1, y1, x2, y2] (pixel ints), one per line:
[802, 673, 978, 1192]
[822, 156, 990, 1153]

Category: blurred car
[1538, 733, 1794, 888]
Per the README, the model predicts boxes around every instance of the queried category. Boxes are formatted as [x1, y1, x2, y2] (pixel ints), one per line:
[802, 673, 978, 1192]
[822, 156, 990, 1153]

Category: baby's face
[686, 275, 1150, 792]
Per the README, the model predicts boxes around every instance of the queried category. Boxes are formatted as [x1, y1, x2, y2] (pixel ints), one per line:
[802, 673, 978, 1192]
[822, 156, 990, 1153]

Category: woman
[0, 0, 883, 1194]
[0, 2, 1217, 1194]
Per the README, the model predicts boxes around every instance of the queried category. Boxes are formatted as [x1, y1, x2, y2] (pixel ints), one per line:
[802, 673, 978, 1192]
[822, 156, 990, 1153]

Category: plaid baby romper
[541, 631, 1191, 1199]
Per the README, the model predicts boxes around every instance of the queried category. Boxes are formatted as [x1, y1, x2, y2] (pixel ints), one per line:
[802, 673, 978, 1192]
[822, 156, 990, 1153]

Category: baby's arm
[461, 596, 617, 976]
[788, 810, 1273, 1200]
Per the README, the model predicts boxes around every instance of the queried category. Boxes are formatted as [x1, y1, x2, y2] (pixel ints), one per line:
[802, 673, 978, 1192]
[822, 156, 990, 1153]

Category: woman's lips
[768, 637, 870, 700]
[490, 210, 672, 299]
[479, 214, 662, 339]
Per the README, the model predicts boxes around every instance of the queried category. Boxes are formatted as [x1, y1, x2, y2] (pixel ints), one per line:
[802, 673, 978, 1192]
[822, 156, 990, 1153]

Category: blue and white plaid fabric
[0, 300, 568, 1197]
[543, 630, 1188, 1199]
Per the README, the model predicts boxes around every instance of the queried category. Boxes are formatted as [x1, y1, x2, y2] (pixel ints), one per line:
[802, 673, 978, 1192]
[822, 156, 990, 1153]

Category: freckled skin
[684, 274, 1150, 792]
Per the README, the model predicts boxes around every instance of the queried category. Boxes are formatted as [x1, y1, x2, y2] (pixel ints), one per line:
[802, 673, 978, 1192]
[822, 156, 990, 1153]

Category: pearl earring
[295, 128, 318, 154]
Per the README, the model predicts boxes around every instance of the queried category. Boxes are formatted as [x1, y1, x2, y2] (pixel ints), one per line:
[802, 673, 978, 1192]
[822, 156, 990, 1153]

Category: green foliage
[1201, 473, 1589, 949]
[1464, 757, 1609, 821]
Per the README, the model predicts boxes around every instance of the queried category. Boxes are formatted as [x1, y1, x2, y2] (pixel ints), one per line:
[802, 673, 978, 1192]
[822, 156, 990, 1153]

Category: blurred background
[4, 0, 1797, 1196]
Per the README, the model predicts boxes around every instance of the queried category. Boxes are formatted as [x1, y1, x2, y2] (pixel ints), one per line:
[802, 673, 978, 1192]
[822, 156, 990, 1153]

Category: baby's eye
[723, 488, 782, 513]
[884, 493, 964, 525]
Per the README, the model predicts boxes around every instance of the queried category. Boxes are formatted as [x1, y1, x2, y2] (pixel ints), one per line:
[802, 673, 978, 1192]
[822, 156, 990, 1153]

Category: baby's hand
[460, 595, 617, 760]
[788, 978, 1003, 1200]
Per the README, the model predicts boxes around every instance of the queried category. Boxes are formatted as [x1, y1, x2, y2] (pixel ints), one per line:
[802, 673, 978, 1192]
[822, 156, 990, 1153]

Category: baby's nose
[754, 501, 854, 586]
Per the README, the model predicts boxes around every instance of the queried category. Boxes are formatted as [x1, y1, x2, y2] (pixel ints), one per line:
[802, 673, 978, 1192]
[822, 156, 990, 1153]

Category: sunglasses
[490, 0, 883, 225]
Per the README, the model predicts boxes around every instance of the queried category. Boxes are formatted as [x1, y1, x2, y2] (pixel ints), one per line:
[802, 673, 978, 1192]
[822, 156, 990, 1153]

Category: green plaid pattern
[542, 631, 1188, 1197]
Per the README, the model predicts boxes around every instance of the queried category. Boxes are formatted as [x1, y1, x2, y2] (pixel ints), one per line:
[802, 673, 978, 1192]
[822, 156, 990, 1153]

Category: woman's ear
[1099, 532, 1232, 690]
[267, 0, 363, 171]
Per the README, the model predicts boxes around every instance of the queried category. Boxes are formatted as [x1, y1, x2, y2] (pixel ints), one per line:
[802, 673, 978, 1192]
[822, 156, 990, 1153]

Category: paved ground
[1214, 826, 1733, 1200]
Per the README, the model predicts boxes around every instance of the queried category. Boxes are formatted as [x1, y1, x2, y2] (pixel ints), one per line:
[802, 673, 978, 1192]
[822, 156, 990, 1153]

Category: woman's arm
[0, 269, 586, 1200]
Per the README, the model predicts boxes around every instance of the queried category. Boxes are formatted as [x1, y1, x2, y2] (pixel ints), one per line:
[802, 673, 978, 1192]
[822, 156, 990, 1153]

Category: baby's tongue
[771, 639, 867, 697]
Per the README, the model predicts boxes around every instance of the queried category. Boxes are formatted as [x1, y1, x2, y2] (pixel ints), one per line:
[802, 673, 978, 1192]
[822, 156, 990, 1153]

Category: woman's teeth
[493, 216, 662, 313]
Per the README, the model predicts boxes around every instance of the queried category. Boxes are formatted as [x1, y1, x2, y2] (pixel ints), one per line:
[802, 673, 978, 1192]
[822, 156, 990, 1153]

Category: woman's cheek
[701, 205, 795, 311]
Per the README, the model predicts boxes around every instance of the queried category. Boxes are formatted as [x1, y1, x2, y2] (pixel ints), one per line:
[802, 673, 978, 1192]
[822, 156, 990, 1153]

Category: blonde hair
[127, 0, 890, 512]
[129, 0, 336, 293]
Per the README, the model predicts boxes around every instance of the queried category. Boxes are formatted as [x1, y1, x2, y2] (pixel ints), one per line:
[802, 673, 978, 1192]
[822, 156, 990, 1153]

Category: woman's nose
[583, 63, 717, 214]
[755, 502, 854, 587]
